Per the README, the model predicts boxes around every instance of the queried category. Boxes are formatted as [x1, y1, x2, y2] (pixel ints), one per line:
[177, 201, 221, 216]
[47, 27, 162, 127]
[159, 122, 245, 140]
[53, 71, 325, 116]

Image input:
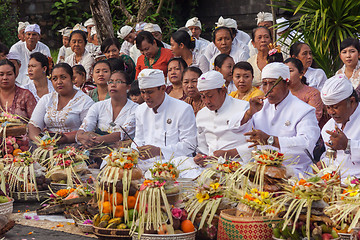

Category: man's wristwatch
[267, 135, 274, 146]
[345, 139, 351, 154]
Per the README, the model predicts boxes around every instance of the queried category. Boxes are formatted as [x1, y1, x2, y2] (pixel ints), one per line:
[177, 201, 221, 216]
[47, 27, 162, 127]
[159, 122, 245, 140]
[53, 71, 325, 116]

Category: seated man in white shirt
[118, 25, 136, 56]
[185, 17, 210, 54]
[133, 69, 199, 176]
[9, 24, 51, 86]
[320, 75, 360, 179]
[193, 71, 250, 167]
[230, 62, 320, 175]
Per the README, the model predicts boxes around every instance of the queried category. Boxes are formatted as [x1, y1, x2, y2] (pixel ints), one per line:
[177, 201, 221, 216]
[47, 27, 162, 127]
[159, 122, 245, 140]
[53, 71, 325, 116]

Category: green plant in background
[0, 0, 18, 47]
[50, 0, 82, 30]
[274, 0, 360, 77]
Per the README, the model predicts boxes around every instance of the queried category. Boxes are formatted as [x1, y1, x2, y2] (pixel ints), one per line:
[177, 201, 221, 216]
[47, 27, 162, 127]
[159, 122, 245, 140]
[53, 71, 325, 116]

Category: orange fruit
[12, 149, 22, 156]
[110, 192, 123, 205]
[127, 196, 136, 209]
[114, 205, 124, 218]
[158, 224, 168, 234]
[134, 190, 139, 199]
[103, 191, 110, 201]
[102, 201, 111, 214]
[181, 219, 195, 233]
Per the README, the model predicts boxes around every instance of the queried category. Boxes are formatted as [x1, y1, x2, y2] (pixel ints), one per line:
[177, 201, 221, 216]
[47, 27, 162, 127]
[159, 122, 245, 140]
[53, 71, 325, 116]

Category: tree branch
[115, 0, 133, 22]
[137, 0, 153, 23]
[156, 0, 164, 14]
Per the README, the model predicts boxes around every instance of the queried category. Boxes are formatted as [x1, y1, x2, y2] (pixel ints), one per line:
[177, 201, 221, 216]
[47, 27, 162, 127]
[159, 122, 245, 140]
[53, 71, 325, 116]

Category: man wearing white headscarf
[143, 23, 171, 49]
[185, 17, 210, 54]
[132, 69, 200, 178]
[57, 27, 73, 63]
[10, 24, 51, 86]
[230, 62, 320, 175]
[117, 25, 136, 56]
[10, 22, 30, 52]
[320, 75, 360, 179]
[84, 18, 95, 43]
[194, 71, 250, 167]
[248, 12, 274, 57]
[203, 16, 250, 63]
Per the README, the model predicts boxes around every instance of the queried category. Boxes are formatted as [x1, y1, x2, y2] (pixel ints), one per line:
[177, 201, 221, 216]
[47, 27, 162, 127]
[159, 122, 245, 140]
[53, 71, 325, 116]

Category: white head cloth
[73, 23, 87, 32]
[144, 23, 162, 33]
[135, 22, 147, 32]
[84, 18, 95, 27]
[197, 70, 226, 92]
[321, 75, 354, 106]
[256, 12, 273, 25]
[138, 69, 165, 89]
[185, 17, 202, 29]
[216, 16, 237, 29]
[7, 51, 21, 63]
[25, 24, 41, 34]
[58, 27, 71, 37]
[276, 17, 289, 33]
[262, 62, 290, 81]
[18, 21, 30, 33]
[90, 26, 97, 37]
[117, 25, 133, 39]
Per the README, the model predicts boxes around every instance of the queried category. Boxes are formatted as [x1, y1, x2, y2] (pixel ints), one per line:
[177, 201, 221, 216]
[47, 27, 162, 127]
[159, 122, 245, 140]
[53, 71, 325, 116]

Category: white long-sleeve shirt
[230, 92, 320, 175]
[196, 95, 251, 160]
[9, 41, 51, 87]
[79, 98, 138, 139]
[321, 104, 360, 179]
[65, 50, 95, 78]
[120, 41, 133, 56]
[132, 94, 197, 159]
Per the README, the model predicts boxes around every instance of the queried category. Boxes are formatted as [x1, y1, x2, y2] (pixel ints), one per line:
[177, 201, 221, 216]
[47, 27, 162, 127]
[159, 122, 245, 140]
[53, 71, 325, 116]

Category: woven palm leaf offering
[46, 146, 90, 188]
[0, 111, 26, 139]
[199, 156, 242, 188]
[231, 149, 289, 193]
[268, 167, 341, 240]
[32, 132, 61, 165]
[96, 148, 142, 228]
[324, 176, 360, 233]
[5, 151, 51, 201]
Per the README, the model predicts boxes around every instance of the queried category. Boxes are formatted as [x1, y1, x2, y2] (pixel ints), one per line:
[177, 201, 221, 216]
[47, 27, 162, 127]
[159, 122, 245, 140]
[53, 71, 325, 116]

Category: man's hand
[248, 96, 265, 116]
[244, 129, 270, 148]
[138, 145, 161, 160]
[325, 125, 348, 151]
[194, 153, 208, 167]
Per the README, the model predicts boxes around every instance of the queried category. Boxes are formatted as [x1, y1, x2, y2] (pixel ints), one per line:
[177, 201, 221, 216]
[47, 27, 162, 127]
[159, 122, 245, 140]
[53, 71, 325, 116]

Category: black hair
[182, 66, 202, 81]
[136, 31, 164, 49]
[93, 59, 112, 71]
[214, 54, 232, 68]
[128, 80, 141, 96]
[251, 26, 272, 42]
[284, 57, 308, 85]
[290, 42, 309, 57]
[111, 70, 132, 85]
[0, 43, 9, 55]
[171, 30, 195, 50]
[230, 28, 237, 39]
[267, 51, 284, 63]
[72, 65, 86, 79]
[29, 52, 50, 75]
[101, 37, 121, 54]
[233, 61, 254, 76]
[69, 30, 88, 44]
[349, 89, 359, 103]
[0, 59, 16, 75]
[212, 27, 233, 42]
[168, 57, 188, 70]
[52, 62, 73, 79]
[340, 38, 360, 52]
[107, 58, 125, 72]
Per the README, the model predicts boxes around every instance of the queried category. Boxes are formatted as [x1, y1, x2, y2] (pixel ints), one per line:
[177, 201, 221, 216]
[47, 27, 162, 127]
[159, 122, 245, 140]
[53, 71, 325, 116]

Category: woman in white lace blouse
[28, 63, 94, 144]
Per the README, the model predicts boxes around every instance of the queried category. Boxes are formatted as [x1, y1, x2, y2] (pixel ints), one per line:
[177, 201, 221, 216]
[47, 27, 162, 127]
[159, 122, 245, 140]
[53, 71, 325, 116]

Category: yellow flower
[260, 191, 269, 199]
[196, 193, 210, 203]
[251, 188, 258, 193]
[254, 198, 262, 204]
[349, 190, 359, 197]
[209, 182, 220, 190]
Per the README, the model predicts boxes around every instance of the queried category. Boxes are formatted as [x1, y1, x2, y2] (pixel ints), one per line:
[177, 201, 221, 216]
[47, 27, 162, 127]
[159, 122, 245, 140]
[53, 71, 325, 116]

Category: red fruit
[322, 233, 332, 240]
[5, 145, 13, 154]
[180, 209, 188, 221]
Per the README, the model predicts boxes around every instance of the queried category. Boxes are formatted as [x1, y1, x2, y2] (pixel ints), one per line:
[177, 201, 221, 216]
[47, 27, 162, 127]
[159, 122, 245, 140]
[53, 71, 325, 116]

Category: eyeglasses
[107, 80, 127, 85]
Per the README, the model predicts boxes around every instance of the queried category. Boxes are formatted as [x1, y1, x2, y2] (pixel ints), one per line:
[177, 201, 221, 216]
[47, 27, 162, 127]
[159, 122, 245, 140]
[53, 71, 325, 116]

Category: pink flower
[171, 208, 182, 219]
[25, 215, 32, 220]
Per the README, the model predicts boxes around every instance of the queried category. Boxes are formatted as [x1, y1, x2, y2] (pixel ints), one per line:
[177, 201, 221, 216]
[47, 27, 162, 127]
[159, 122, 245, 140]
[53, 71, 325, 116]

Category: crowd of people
[1, 12, 360, 179]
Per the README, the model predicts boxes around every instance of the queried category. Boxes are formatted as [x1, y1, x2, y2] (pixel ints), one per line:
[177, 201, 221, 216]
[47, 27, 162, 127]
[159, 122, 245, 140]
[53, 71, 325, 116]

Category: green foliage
[50, 48, 59, 63]
[274, 0, 360, 77]
[50, 0, 82, 30]
[0, 0, 18, 47]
